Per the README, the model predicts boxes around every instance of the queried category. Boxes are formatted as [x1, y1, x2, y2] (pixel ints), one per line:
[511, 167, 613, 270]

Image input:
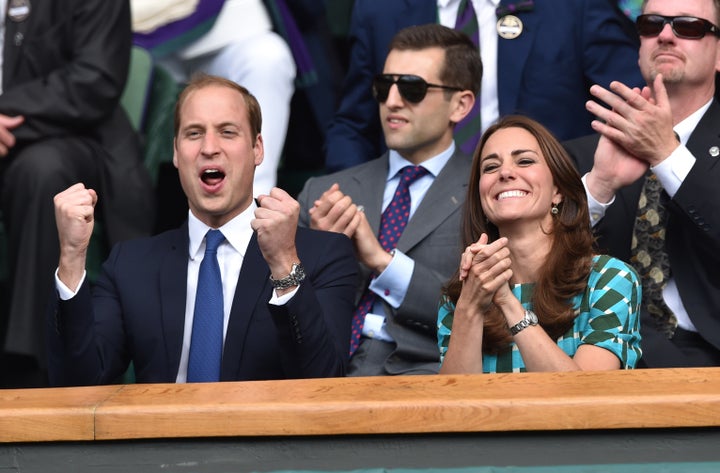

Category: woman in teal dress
[438, 115, 642, 373]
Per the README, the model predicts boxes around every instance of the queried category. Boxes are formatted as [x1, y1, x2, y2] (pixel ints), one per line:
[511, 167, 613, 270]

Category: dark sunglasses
[372, 74, 463, 103]
[636, 14, 720, 39]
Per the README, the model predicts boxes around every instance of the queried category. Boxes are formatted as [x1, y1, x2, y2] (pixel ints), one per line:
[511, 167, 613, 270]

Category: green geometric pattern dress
[437, 255, 642, 372]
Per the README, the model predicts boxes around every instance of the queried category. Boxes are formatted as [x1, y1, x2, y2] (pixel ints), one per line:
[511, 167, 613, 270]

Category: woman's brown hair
[444, 115, 594, 353]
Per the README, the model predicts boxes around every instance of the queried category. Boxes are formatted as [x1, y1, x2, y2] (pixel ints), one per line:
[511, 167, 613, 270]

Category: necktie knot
[204, 230, 225, 254]
[399, 165, 429, 184]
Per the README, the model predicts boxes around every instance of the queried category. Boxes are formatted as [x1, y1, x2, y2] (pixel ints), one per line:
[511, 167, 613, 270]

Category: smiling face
[379, 47, 465, 164]
[173, 84, 263, 228]
[478, 127, 561, 231]
[639, 0, 720, 94]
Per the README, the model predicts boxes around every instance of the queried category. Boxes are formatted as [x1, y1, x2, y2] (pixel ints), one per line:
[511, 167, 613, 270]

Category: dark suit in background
[0, 0, 154, 380]
[565, 101, 720, 367]
[298, 150, 469, 374]
[48, 226, 356, 385]
[325, 0, 643, 171]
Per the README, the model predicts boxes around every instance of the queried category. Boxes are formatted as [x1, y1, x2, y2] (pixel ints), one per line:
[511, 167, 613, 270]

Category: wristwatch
[509, 309, 538, 336]
[270, 263, 306, 289]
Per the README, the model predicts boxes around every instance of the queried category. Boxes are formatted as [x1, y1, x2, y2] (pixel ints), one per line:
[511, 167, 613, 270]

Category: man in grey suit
[297, 24, 482, 375]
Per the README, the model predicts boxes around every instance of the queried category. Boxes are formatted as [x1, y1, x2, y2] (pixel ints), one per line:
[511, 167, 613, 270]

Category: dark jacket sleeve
[268, 230, 358, 378]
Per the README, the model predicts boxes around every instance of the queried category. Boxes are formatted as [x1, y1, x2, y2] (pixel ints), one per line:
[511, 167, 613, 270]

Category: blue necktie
[453, 0, 482, 156]
[187, 229, 225, 382]
[349, 166, 429, 356]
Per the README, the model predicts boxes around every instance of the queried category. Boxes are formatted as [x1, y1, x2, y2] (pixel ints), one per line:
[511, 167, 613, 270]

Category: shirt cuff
[582, 173, 614, 227]
[55, 268, 87, 300]
[269, 285, 300, 305]
[651, 145, 695, 199]
[369, 249, 414, 309]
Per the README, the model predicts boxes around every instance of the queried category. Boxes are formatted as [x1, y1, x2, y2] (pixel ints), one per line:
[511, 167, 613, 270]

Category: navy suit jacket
[47, 225, 358, 385]
[325, 0, 643, 171]
[564, 101, 720, 367]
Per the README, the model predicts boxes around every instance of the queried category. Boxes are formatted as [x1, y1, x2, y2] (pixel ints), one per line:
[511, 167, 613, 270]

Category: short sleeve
[579, 256, 643, 368]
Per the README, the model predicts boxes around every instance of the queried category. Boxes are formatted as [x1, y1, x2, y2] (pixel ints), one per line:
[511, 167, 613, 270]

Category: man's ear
[449, 91, 476, 125]
[172, 139, 179, 169]
[253, 134, 264, 166]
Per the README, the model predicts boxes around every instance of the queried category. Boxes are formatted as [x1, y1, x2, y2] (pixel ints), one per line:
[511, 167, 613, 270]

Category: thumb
[652, 73, 670, 109]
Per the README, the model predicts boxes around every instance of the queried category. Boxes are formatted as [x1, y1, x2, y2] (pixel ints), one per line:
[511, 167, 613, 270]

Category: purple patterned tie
[349, 166, 430, 356]
[453, 0, 482, 156]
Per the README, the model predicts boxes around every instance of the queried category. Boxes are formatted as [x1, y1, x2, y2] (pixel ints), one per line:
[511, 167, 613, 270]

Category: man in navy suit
[325, 0, 644, 172]
[565, 0, 720, 367]
[48, 74, 357, 386]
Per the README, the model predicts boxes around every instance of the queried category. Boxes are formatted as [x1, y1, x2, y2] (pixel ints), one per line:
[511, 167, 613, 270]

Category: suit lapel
[686, 100, 720, 167]
[497, 1, 540, 114]
[221, 234, 270, 380]
[159, 225, 190, 377]
[398, 151, 469, 252]
[350, 155, 389, 234]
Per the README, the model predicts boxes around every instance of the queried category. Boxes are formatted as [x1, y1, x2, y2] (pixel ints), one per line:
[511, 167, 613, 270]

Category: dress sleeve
[579, 256, 643, 368]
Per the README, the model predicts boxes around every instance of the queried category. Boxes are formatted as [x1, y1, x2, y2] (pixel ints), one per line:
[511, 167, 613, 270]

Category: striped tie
[453, 0, 482, 156]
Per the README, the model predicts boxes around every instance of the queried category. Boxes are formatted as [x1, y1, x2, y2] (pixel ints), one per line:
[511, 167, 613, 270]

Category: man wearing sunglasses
[323, 0, 644, 173]
[297, 24, 482, 376]
[566, 0, 720, 368]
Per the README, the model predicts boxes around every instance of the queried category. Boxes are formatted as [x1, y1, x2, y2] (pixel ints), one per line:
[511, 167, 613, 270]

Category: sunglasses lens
[372, 76, 393, 102]
[372, 75, 434, 103]
[637, 15, 709, 39]
[397, 76, 428, 103]
[637, 15, 665, 36]
[673, 18, 706, 38]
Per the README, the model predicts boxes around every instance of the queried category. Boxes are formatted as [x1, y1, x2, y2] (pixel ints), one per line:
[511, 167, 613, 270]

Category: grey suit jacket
[297, 150, 471, 374]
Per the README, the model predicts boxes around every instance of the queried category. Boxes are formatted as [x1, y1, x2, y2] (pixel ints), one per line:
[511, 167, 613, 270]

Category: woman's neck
[499, 223, 552, 284]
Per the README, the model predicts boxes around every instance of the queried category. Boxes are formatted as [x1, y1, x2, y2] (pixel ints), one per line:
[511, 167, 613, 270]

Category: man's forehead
[384, 48, 445, 78]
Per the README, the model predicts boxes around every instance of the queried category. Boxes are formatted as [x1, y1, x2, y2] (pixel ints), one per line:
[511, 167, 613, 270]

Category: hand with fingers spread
[586, 74, 677, 167]
[307, 183, 362, 238]
[54, 183, 98, 291]
[252, 187, 301, 286]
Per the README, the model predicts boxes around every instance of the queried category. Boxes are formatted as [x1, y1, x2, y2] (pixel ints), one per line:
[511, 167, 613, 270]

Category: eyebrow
[480, 148, 538, 162]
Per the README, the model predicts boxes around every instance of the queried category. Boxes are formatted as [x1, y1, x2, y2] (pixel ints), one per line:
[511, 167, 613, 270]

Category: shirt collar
[437, 0, 501, 9]
[387, 142, 455, 181]
[188, 201, 257, 260]
[674, 98, 713, 145]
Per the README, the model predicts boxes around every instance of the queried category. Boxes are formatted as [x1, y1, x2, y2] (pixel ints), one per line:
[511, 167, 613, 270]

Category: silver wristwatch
[269, 263, 306, 289]
[509, 309, 538, 336]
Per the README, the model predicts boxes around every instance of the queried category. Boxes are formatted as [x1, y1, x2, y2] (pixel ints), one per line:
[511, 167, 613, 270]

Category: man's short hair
[388, 24, 483, 97]
[173, 73, 262, 144]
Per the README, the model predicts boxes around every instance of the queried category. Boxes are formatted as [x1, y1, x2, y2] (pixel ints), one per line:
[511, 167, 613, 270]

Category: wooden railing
[2, 367, 720, 443]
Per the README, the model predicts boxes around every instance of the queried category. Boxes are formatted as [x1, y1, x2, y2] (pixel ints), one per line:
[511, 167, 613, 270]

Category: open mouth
[201, 168, 225, 186]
